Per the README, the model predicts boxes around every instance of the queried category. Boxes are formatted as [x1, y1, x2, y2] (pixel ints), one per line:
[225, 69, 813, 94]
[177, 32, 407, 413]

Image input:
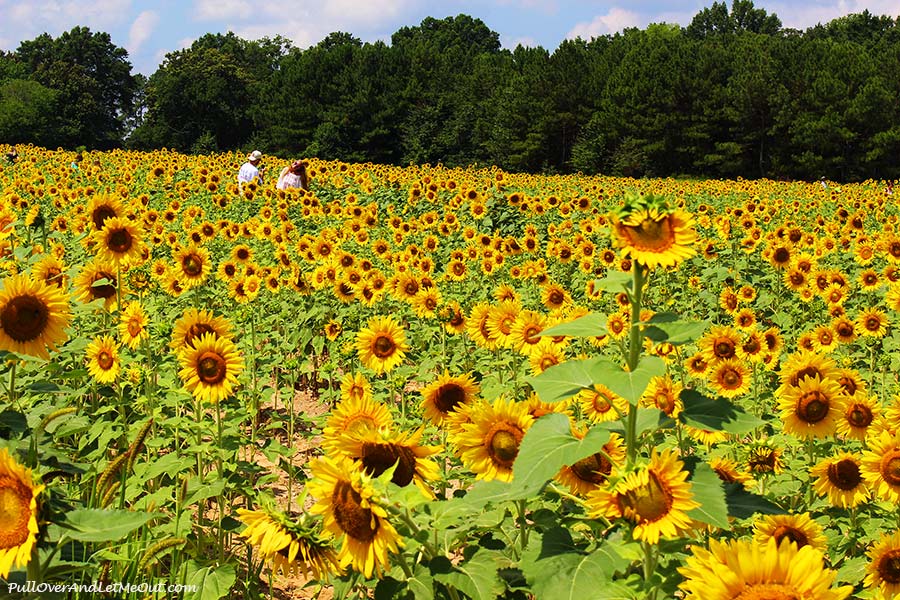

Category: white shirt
[238, 162, 260, 183]
[277, 171, 304, 190]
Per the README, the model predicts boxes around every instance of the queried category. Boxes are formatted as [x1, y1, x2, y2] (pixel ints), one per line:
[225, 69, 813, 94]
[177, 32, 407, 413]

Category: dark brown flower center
[186, 324, 215, 347]
[827, 459, 861, 491]
[433, 384, 465, 413]
[722, 368, 741, 388]
[880, 452, 900, 486]
[771, 525, 808, 548]
[97, 350, 114, 370]
[846, 404, 873, 429]
[488, 427, 523, 468]
[878, 549, 900, 584]
[331, 481, 377, 542]
[796, 391, 829, 424]
[570, 453, 613, 485]
[790, 366, 822, 386]
[182, 254, 203, 277]
[197, 351, 227, 384]
[714, 340, 736, 359]
[622, 215, 675, 252]
[0, 294, 49, 342]
[372, 335, 396, 359]
[91, 273, 117, 299]
[360, 443, 417, 487]
[107, 228, 132, 254]
[92, 206, 116, 230]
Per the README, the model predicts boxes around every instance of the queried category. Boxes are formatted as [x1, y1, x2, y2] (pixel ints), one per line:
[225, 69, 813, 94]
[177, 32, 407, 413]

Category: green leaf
[62, 509, 156, 542]
[521, 529, 633, 600]
[526, 357, 606, 404]
[724, 483, 783, 519]
[432, 549, 504, 600]
[539, 312, 608, 338]
[679, 390, 765, 434]
[601, 357, 667, 405]
[643, 316, 710, 346]
[184, 561, 236, 600]
[0, 409, 27, 434]
[686, 463, 730, 529]
[601, 408, 666, 438]
[591, 271, 632, 293]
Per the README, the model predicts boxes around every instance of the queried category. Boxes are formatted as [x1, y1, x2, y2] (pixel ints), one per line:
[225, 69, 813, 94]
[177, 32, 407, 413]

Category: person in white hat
[237, 150, 264, 194]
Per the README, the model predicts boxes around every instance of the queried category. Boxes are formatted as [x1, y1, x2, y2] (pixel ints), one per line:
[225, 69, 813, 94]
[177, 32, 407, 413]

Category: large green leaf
[600, 357, 667, 405]
[590, 271, 632, 293]
[62, 509, 156, 542]
[526, 357, 607, 404]
[184, 561, 236, 600]
[521, 529, 633, 600]
[679, 390, 765, 434]
[538, 312, 608, 338]
[643, 314, 710, 346]
[686, 463, 730, 529]
[432, 549, 504, 600]
[724, 483, 783, 519]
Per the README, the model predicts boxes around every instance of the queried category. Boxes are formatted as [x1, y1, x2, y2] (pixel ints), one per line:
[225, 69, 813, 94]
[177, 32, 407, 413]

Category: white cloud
[127, 10, 159, 56]
[566, 7, 642, 40]
[194, 0, 253, 21]
[771, 0, 900, 30]
[0, 0, 130, 47]
[501, 35, 538, 49]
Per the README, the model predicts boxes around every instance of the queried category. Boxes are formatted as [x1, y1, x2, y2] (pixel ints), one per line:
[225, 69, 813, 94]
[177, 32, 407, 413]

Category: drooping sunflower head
[336, 427, 442, 496]
[0, 273, 71, 360]
[420, 371, 480, 427]
[0, 447, 45, 578]
[356, 315, 409, 375]
[640, 376, 683, 418]
[339, 372, 372, 404]
[609, 192, 697, 269]
[236, 506, 341, 580]
[118, 300, 149, 350]
[177, 332, 244, 404]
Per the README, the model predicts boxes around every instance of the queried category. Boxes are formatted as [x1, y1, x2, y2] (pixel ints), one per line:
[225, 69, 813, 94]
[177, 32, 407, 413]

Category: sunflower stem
[7, 359, 17, 406]
[641, 540, 659, 599]
[625, 263, 646, 468]
[516, 499, 529, 553]
[215, 398, 225, 562]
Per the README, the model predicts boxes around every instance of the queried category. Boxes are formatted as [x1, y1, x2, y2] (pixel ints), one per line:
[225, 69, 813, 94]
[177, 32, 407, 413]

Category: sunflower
[237, 507, 341, 579]
[86, 193, 123, 231]
[706, 358, 751, 398]
[587, 448, 698, 544]
[118, 300, 149, 349]
[528, 339, 566, 376]
[420, 371, 480, 427]
[93, 216, 145, 266]
[339, 372, 371, 404]
[777, 349, 837, 390]
[578, 384, 627, 423]
[709, 456, 753, 487]
[177, 332, 244, 404]
[684, 425, 728, 446]
[753, 512, 827, 551]
[811, 452, 868, 508]
[861, 431, 900, 503]
[0, 273, 71, 359]
[74, 259, 123, 310]
[640, 376, 682, 418]
[173, 243, 211, 289]
[323, 395, 393, 456]
[540, 282, 571, 310]
[865, 531, 900, 598]
[356, 316, 409, 375]
[858, 308, 889, 338]
[747, 441, 785, 475]
[484, 300, 520, 348]
[0, 447, 44, 578]
[778, 375, 844, 439]
[556, 432, 625, 496]
[509, 310, 547, 355]
[836, 394, 878, 441]
[609, 195, 697, 269]
[334, 427, 441, 496]
[698, 325, 742, 362]
[307, 455, 402, 578]
[324, 319, 343, 341]
[439, 301, 466, 335]
[85, 334, 121, 384]
[31, 254, 67, 289]
[678, 537, 851, 600]
[169, 308, 233, 352]
[451, 397, 534, 482]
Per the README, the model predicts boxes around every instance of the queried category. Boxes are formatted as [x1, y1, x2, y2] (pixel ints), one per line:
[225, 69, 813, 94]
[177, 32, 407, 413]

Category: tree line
[2, 1, 900, 182]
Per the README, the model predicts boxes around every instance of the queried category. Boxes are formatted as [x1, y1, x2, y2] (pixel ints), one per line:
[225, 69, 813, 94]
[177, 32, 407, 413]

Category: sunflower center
[620, 470, 672, 524]
[197, 352, 227, 384]
[771, 525, 808, 548]
[488, 427, 523, 468]
[714, 340, 735, 359]
[846, 404, 873, 428]
[91, 274, 117, 299]
[360, 443, 418, 487]
[838, 376, 857, 396]
[331, 481, 377, 542]
[372, 335, 396, 359]
[592, 393, 613, 413]
[0, 294, 49, 343]
[523, 325, 541, 344]
[127, 319, 143, 338]
[92, 206, 116, 230]
[791, 366, 821, 386]
[880, 452, 900, 486]
[877, 550, 900, 584]
[795, 391, 829, 424]
[97, 351, 114, 370]
[623, 215, 675, 252]
[107, 228, 133, 254]
[570, 453, 613, 485]
[182, 254, 203, 277]
[0, 477, 31, 550]
[434, 384, 465, 413]
[827, 459, 861, 491]
[733, 583, 800, 600]
[722, 368, 741, 388]
[547, 290, 564, 306]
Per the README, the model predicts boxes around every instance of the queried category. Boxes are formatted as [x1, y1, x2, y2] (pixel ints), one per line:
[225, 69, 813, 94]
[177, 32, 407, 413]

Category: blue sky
[0, 0, 897, 75]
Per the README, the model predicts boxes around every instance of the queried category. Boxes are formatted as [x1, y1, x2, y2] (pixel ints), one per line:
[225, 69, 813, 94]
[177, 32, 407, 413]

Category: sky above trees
[0, 0, 898, 74]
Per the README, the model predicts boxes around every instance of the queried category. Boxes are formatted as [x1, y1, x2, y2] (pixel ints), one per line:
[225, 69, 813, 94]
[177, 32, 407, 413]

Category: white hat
[248, 150, 263, 162]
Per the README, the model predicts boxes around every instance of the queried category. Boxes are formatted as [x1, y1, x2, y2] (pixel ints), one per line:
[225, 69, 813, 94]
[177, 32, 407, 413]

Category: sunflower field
[2, 144, 900, 599]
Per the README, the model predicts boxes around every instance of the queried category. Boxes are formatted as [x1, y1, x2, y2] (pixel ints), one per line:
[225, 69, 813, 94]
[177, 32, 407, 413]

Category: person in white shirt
[276, 160, 309, 191]
[237, 150, 264, 194]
